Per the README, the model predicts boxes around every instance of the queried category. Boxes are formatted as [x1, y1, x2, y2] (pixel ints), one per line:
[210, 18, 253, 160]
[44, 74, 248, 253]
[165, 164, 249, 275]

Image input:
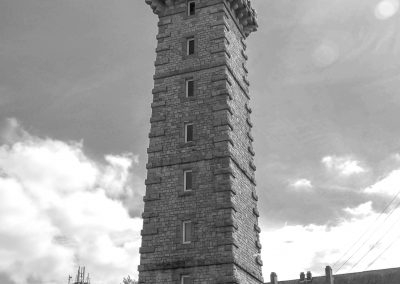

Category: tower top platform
[145, 0, 258, 37]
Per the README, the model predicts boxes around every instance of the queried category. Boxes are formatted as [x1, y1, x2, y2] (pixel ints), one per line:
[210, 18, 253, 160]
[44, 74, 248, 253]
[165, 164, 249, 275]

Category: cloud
[344, 201, 373, 217]
[290, 179, 313, 190]
[322, 155, 366, 176]
[0, 118, 29, 145]
[262, 162, 400, 281]
[393, 153, 400, 162]
[101, 153, 145, 218]
[365, 169, 400, 196]
[261, 200, 400, 280]
[0, 119, 143, 284]
[101, 154, 138, 198]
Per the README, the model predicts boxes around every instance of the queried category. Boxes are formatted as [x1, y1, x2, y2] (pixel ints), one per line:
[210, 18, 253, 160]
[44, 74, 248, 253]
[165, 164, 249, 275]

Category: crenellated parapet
[144, 0, 167, 15]
[145, 0, 258, 37]
[226, 0, 258, 36]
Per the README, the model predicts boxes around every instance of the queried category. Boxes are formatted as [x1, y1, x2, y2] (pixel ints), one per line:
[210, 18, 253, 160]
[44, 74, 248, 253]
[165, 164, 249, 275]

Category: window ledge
[179, 141, 196, 148]
[178, 190, 195, 197]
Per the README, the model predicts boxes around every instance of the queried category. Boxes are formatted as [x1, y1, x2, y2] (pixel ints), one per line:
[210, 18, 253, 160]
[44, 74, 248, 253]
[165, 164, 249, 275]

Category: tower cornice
[145, 0, 258, 37]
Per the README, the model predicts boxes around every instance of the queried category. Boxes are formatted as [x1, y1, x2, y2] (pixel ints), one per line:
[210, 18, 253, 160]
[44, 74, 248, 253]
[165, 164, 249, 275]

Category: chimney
[325, 266, 334, 284]
[300, 272, 305, 281]
[306, 271, 312, 281]
[270, 272, 278, 284]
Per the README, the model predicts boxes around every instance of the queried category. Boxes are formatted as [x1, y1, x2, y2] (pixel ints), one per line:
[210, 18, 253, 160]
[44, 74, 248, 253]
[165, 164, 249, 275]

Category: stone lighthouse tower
[139, 0, 262, 283]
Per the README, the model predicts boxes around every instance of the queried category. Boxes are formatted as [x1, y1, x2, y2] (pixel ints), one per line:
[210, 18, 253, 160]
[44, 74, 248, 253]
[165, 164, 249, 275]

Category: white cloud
[322, 155, 366, 176]
[262, 165, 400, 281]
[261, 200, 400, 280]
[101, 154, 138, 198]
[344, 201, 373, 217]
[0, 119, 143, 284]
[365, 169, 400, 196]
[392, 153, 400, 162]
[290, 179, 313, 190]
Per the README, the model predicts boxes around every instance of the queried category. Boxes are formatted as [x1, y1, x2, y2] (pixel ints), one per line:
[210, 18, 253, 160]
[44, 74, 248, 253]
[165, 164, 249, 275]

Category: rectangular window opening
[186, 79, 194, 97]
[185, 123, 193, 142]
[187, 37, 195, 55]
[183, 221, 192, 244]
[184, 170, 193, 191]
[181, 275, 193, 284]
[188, 1, 196, 16]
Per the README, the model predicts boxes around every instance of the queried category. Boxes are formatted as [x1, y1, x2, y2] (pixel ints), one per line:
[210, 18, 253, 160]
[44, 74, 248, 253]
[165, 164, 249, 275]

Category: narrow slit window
[183, 221, 192, 244]
[186, 79, 194, 97]
[188, 1, 196, 16]
[185, 123, 193, 142]
[187, 37, 195, 55]
[184, 170, 193, 191]
[181, 275, 193, 284]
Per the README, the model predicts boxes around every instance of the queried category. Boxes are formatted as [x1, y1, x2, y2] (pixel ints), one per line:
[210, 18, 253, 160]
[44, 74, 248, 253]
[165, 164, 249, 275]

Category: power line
[333, 189, 400, 270]
[365, 233, 400, 270]
[333, 191, 400, 271]
[334, 194, 400, 273]
[349, 211, 400, 272]
[336, 197, 400, 273]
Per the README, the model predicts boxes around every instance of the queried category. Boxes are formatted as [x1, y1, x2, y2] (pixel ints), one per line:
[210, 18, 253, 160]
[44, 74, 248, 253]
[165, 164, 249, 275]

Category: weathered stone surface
[139, 246, 156, 254]
[139, 1, 262, 283]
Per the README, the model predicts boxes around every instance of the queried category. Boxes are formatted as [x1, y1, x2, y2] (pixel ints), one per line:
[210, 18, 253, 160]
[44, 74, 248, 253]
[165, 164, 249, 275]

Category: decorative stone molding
[145, 0, 258, 37]
[141, 225, 158, 236]
[140, 246, 155, 254]
[143, 193, 160, 202]
[145, 0, 166, 15]
[256, 255, 263, 266]
[142, 212, 159, 218]
[253, 207, 260, 217]
[226, 0, 258, 37]
[251, 191, 259, 201]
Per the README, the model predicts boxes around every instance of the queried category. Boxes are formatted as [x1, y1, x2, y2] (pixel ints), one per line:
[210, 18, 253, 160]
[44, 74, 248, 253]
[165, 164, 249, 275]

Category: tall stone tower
[139, 0, 262, 283]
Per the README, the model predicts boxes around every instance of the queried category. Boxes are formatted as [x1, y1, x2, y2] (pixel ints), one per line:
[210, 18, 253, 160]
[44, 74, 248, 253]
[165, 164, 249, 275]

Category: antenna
[82, 266, 85, 282]
[68, 266, 92, 284]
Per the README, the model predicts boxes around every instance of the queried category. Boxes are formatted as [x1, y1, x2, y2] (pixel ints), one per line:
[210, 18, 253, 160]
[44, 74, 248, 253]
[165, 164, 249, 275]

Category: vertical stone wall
[222, 4, 263, 281]
[139, 0, 261, 283]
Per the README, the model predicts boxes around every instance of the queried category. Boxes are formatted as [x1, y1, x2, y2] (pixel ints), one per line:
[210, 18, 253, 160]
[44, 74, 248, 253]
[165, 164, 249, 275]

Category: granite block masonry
[139, 0, 262, 283]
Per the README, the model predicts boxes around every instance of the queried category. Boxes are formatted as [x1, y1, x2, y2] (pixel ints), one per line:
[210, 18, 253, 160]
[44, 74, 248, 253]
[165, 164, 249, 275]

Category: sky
[0, 0, 400, 283]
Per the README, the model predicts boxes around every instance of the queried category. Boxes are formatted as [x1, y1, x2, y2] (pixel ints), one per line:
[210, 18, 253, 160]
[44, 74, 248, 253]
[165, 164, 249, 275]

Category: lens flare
[313, 41, 339, 68]
[375, 0, 399, 20]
